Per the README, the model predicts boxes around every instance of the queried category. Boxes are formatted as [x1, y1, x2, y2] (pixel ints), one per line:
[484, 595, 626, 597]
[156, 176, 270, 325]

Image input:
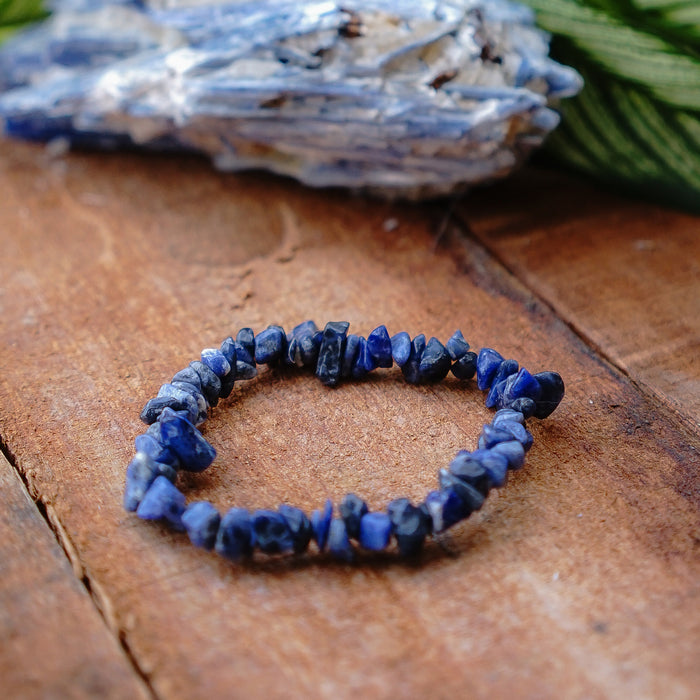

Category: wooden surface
[0, 140, 698, 699]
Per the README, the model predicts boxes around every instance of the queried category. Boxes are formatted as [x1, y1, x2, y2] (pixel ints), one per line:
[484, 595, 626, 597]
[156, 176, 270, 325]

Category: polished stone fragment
[201, 348, 232, 378]
[386, 498, 431, 557]
[278, 504, 313, 554]
[352, 336, 377, 379]
[532, 371, 565, 418]
[311, 499, 333, 550]
[140, 394, 194, 425]
[190, 360, 221, 407]
[328, 519, 354, 562]
[136, 476, 186, 530]
[215, 507, 254, 561]
[219, 336, 237, 366]
[451, 351, 477, 380]
[124, 452, 178, 512]
[157, 383, 200, 423]
[235, 360, 257, 381]
[494, 419, 533, 451]
[502, 367, 542, 406]
[288, 320, 321, 368]
[478, 424, 518, 450]
[367, 325, 393, 368]
[236, 328, 256, 365]
[341, 334, 361, 379]
[134, 433, 179, 468]
[509, 397, 535, 418]
[252, 509, 294, 554]
[474, 449, 509, 488]
[446, 330, 470, 360]
[157, 407, 216, 472]
[424, 489, 468, 533]
[438, 469, 485, 513]
[182, 501, 220, 550]
[339, 493, 369, 539]
[390, 331, 411, 367]
[418, 337, 451, 382]
[447, 451, 491, 496]
[476, 348, 505, 391]
[359, 512, 393, 551]
[490, 439, 526, 470]
[172, 366, 203, 392]
[492, 408, 525, 426]
[254, 325, 287, 365]
[316, 321, 349, 387]
[401, 334, 426, 384]
[485, 359, 519, 408]
[286, 337, 303, 367]
[171, 380, 209, 425]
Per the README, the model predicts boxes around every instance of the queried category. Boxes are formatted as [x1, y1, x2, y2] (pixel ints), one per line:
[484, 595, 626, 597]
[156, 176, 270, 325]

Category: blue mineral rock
[328, 518, 354, 562]
[366, 325, 393, 368]
[136, 476, 186, 530]
[0, 0, 582, 199]
[216, 507, 254, 561]
[278, 504, 313, 554]
[157, 407, 216, 472]
[182, 501, 221, 550]
[251, 509, 294, 554]
[359, 512, 393, 551]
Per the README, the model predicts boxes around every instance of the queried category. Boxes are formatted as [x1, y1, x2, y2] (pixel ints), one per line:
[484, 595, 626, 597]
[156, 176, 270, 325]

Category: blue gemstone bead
[251, 509, 294, 554]
[390, 331, 411, 367]
[423, 489, 468, 533]
[285, 337, 303, 367]
[478, 424, 518, 450]
[278, 504, 313, 553]
[311, 499, 333, 550]
[328, 519, 354, 562]
[236, 328, 256, 365]
[134, 433, 179, 468]
[254, 325, 287, 365]
[341, 334, 361, 379]
[289, 320, 321, 368]
[532, 371, 565, 418]
[446, 330, 470, 360]
[352, 336, 377, 379]
[386, 499, 431, 557]
[215, 507, 254, 561]
[492, 408, 525, 426]
[219, 336, 237, 365]
[201, 348, 232, 378]
[510, 397, 536, 419]
[172, 366, 203, 392]
[182, 501, 220, 550]
[438, 469, 485, 513]
[485, 360, 518, 408]
[339, 493, 368, 539]
[316, 321, 349, 387]
[502, 367, 542, 405]
[470, 448, 509, 488]
[401, 334, 426, 384]
[235, 360, 257, 380]
[140, 394, 191, 425]
[171, 381, 208, 425]
[367, 325, 393, 368]
[189, 360, 221, 407]
[359, 512, 393, 551]
[124, 452, 177, 512]
[494, 419, 534, 452]
[450, 351, 477, 380]
[418, 337, 451, 382]
[156, 383, 200, 424]
[476, 348, 505, 391]
[136, 476, 186, 530]
[447, 451, 491, 496]
[490, 440, 526, 470]
[157, 407, 216, 472]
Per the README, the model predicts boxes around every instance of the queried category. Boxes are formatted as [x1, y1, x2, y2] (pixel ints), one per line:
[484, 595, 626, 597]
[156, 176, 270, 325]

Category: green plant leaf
[0, 0, 47, 43]
[522, 0, 700, 212]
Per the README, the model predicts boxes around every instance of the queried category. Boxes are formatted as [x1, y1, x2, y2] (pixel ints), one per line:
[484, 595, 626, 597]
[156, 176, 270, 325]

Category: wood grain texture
[459, 170, 700, 428]
[0, 140, 698, 699]
[0, 452, 149, 699]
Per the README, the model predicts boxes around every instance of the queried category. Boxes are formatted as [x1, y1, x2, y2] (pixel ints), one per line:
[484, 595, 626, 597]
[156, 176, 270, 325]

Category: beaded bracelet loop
[124, 321, 565, 561]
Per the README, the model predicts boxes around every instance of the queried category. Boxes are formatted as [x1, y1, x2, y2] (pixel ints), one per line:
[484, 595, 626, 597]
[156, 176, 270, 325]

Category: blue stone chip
[328, 518, 354, 562]
[136, 476, 186, 530]
[215, 507, 254, 561]
[359, 512, 393, 551]
[367, 325, 393, 368]
[182, 501, 221, 550]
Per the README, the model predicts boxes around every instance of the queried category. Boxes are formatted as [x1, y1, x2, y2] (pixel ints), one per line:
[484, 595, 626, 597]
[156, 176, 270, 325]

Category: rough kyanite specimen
[0, 0, 581, 199]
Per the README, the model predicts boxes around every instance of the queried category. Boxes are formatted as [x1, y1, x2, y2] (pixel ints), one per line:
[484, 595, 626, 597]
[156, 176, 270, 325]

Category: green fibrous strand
[0, 0, 48, 43]
[522, 0, 700, 212]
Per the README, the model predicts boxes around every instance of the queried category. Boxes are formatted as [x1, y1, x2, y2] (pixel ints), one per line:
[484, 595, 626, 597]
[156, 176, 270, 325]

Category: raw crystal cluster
[0, 0, 581, 196]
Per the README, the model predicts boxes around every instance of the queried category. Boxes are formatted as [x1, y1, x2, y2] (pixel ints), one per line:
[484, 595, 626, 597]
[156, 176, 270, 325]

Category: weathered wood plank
[459, 170, 700, 428]
[0, 452, 149, 699]
[0, 141, 697, 699]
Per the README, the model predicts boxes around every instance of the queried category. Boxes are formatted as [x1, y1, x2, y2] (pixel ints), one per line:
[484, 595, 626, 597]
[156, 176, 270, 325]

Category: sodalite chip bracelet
[124, 321, 565, 562]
